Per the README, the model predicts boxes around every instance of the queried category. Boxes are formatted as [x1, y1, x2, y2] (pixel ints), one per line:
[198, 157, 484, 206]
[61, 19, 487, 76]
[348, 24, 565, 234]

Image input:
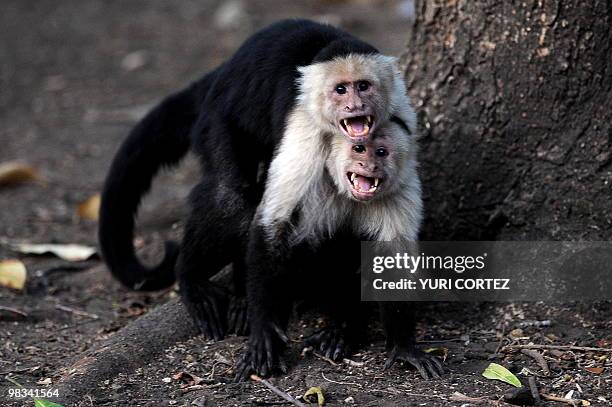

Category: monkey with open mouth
[97, 19, 441, 380]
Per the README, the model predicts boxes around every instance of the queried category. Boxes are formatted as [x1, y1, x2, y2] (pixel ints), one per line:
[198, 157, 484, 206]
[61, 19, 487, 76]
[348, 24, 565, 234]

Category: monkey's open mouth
[340, 116, 374, 142]
[347, 172, 381, 200]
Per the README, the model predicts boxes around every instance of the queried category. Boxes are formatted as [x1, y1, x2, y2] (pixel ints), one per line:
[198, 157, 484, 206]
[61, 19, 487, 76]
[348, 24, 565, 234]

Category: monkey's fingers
[271, 323, 289, 344]
[304, 327, 347, 360]
[234, 352, 254, 382]
[303, 330, 326, 348]
[189, 301, 221, 341]
[332, 337, 345, 361]
[228, 297, 249, 336]
[324, 334, 338, 359]
[201, 297, 225, 341]
[233, 306, 249, 336]
[264, 332, 275, 376]
[384, 346, 443, 380]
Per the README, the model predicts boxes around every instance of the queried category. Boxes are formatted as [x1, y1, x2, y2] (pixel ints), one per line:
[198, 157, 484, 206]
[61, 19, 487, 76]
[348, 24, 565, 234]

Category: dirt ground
[1, 1, 611, 406]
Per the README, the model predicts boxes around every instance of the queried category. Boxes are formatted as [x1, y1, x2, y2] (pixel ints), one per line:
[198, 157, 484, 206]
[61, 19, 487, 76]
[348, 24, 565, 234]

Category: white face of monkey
[297, 54, 401, 144]
[327, 121, 413, 202]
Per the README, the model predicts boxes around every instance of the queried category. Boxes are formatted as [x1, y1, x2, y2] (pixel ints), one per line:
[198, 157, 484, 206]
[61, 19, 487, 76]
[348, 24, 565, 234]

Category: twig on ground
[540, 393, 582, 406]
[400, 391, 448, 400]
[0, 305, 28, 319]
[312, 351, 339, 366]
[504, 344, 612, 353]
[450, 392, 516, 406]
[494, 323, 507, 355]
[321, 372, 361, 387]
[521, 349, 550, 375]
[343, 358, 364, 367]
[527, 377, 540, 403]
[250, 374, 306, 407]
[55, 304, 99, 319]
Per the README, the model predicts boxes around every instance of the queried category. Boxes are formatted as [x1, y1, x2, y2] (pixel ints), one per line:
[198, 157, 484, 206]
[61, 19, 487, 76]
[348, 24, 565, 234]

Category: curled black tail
[98, 80, 205, 291]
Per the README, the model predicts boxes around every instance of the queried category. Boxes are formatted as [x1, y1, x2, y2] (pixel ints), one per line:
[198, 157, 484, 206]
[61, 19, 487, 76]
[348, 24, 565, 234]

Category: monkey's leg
[380, 302, 444, 379]
[177, 179, 251, 341]
[235, 225, 294, 380]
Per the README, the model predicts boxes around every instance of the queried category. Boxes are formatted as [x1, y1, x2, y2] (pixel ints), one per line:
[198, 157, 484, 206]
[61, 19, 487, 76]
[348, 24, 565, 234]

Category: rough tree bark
[403, 0, 611, 240]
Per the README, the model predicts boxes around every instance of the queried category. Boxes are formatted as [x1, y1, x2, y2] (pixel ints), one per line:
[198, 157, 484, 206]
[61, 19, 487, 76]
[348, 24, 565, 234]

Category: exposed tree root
[55, 297, 198, 404]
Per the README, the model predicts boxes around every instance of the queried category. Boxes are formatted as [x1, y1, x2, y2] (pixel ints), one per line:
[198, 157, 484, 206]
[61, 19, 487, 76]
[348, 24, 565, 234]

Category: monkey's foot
[384, 345, 444, 380]
[181, 283, 229, 341]
[227, 296, 248, 336]
[234, 322, 289, 381]
[303, 325, 351, 361]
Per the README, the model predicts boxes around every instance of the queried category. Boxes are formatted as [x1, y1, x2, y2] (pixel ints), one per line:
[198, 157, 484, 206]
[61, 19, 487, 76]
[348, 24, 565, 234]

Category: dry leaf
[172, 371, 205, 387]
[585, 367, 604, 374]
[77, 194, 101, 220]
[37, 378, 52, 385]
[424, 347, 449, 360]
[11, 243, 96, 261]
[0, 259, 27, 289]
[304, 386, 325, 406]
[0, 161, 42, 187]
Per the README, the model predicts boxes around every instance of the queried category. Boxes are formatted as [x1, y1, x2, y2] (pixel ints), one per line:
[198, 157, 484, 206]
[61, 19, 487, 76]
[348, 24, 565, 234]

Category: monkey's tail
[98, 80, 205, 291]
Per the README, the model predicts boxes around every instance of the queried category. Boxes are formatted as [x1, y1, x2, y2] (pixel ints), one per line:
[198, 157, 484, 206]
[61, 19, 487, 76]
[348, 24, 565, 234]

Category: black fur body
[99, 19, 442, 380]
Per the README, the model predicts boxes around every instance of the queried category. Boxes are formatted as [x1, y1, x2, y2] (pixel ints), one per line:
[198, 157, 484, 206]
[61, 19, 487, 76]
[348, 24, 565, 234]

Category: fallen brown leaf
[0, 259, 27, 290]
[77, 193, 101, 220]
[0, 161, 42, 187]
[585, 367, 604, 374]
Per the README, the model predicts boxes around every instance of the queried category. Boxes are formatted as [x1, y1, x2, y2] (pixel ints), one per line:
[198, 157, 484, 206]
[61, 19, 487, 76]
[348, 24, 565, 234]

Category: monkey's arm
[235, 223, 294, 380]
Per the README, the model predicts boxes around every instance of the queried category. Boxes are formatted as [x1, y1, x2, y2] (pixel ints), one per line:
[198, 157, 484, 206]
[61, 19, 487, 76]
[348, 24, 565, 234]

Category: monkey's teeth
[374, 178, 379, 187]
[369, 186, 377, 192]
[367, 116, 373, 124]
[343, 119, 349, 128]
[350, 172, 357, 182]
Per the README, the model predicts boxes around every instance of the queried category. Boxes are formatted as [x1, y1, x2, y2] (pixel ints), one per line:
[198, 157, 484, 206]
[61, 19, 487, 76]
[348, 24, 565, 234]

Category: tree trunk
[403, 0, 612, 240]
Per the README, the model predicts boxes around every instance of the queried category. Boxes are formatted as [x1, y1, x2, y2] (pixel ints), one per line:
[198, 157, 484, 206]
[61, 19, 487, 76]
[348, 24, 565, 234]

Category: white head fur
[259, 53, 421, 243]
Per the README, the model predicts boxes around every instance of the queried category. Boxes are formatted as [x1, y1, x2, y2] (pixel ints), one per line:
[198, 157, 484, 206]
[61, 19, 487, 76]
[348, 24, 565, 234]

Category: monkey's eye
[375, 147, 388, 157]
[335, 84, 347, 95]
[352, 145, 366, 153]
[358, 81, 370, 92]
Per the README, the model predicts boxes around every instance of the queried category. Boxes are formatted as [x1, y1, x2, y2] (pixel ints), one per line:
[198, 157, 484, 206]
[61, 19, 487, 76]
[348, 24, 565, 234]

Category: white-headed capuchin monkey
[98, 19, 441, 381]
[237, 119, 442, 380]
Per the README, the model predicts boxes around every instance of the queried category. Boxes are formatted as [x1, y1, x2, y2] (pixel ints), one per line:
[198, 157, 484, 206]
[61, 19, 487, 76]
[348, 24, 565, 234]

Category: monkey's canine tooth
[374, 178, 379, 186]
[370, 186, 377, 192]
[350, 172, 357, 182]
[367, 116, 373, 124]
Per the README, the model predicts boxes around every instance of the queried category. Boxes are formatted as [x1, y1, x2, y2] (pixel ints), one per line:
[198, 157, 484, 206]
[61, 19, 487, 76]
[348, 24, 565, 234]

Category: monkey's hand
[227, 295, 249, 336]
[384, 345, 444, 380]
[181, 283, 229, 341]
[303, 324, 351, 361]
[234, 321, 289, 381]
